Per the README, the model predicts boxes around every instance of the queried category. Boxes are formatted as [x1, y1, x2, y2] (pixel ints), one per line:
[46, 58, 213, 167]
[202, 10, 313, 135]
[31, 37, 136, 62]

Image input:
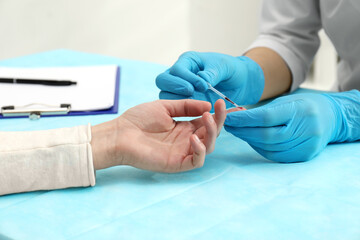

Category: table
[0, 50, 359, 240]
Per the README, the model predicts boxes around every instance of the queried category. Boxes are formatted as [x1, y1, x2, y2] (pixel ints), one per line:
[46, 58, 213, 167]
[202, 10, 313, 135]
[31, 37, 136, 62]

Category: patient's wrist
[91, 119, 123, 170]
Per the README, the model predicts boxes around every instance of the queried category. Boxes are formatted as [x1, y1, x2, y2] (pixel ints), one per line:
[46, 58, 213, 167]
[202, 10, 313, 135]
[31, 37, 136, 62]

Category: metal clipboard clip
[1, 103, 71, 120]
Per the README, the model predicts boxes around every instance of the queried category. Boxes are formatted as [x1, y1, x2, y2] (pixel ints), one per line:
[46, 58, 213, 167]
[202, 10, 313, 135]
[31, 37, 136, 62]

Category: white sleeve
[0, 124, 96, 195]
[247, 0, 322, 91]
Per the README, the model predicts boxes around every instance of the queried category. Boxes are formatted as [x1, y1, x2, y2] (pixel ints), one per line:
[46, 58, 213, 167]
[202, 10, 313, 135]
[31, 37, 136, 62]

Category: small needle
[206, 82, 240, 108]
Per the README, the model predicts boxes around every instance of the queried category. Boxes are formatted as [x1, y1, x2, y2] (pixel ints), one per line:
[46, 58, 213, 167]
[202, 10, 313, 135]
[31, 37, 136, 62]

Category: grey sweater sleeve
[0, 124, 95, 195]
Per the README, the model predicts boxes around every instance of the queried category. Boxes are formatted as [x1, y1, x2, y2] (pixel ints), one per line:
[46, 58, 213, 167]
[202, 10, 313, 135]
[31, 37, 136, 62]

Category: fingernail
[208, 115, 215, 124]
[194, 134, 201, 142]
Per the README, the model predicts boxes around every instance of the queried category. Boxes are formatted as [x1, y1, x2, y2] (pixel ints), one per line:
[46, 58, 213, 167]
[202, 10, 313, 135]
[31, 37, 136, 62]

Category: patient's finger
[190, 134, 206, 168]
[213, 99, 226, 136]
[161, 99, 211, 118]
[191, 101, 245, 133]
[174, 134, 206, 172]
[202, 112, 217, 154]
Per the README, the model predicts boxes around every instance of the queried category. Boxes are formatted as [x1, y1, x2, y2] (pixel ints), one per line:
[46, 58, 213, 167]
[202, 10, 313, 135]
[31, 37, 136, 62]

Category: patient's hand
[91, 99, 226, 172]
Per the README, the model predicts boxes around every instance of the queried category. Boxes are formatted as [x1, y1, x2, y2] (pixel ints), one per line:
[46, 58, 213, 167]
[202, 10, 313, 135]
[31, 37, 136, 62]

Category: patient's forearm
[245, 47, 292, 100]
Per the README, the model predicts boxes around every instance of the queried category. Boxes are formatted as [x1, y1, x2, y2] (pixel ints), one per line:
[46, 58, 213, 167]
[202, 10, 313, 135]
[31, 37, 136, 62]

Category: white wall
[0, 0, 260, 66]
[0, 0, 191, 65]
[189, 0, 261, 56]
[0, 0, 335, 90]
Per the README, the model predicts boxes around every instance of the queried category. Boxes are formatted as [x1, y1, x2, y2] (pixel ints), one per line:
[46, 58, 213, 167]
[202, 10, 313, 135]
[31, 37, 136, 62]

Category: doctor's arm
[224, 0, 360, 162]
[244, 47, 291, 101]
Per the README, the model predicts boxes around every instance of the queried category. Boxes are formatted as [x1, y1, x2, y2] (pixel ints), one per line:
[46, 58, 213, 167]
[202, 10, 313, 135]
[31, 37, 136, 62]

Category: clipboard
[0, 65, 120, 119]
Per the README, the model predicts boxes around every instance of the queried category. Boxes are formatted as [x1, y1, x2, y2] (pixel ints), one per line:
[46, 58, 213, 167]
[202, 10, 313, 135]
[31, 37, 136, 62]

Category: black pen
[0, 78, 77, 86]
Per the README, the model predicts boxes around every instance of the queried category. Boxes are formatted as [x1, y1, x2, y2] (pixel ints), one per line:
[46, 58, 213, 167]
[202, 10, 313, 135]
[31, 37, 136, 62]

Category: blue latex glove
[224, 90, 360, 163]
[156, 51, 265, 107]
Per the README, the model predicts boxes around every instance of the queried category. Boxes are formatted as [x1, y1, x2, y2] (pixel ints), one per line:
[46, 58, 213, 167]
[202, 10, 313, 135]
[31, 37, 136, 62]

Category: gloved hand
[156, 51, 265, 107]
[224, 90, 360, 163]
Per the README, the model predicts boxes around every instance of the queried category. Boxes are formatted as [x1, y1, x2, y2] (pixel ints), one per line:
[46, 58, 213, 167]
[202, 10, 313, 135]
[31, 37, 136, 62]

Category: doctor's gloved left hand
[224, 90, 360, 163]
[156, 51, 265, 108]
[91, 99, 226, 173]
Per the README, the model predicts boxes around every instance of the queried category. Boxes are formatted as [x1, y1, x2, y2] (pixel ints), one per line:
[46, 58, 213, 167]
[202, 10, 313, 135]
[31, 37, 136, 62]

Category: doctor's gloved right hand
[224, 91, 360, 163]
[156, 51, 265, 107]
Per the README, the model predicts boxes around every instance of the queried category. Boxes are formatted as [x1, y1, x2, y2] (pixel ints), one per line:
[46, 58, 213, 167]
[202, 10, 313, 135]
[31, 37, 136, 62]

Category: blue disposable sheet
[0, 50, 359, 240]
